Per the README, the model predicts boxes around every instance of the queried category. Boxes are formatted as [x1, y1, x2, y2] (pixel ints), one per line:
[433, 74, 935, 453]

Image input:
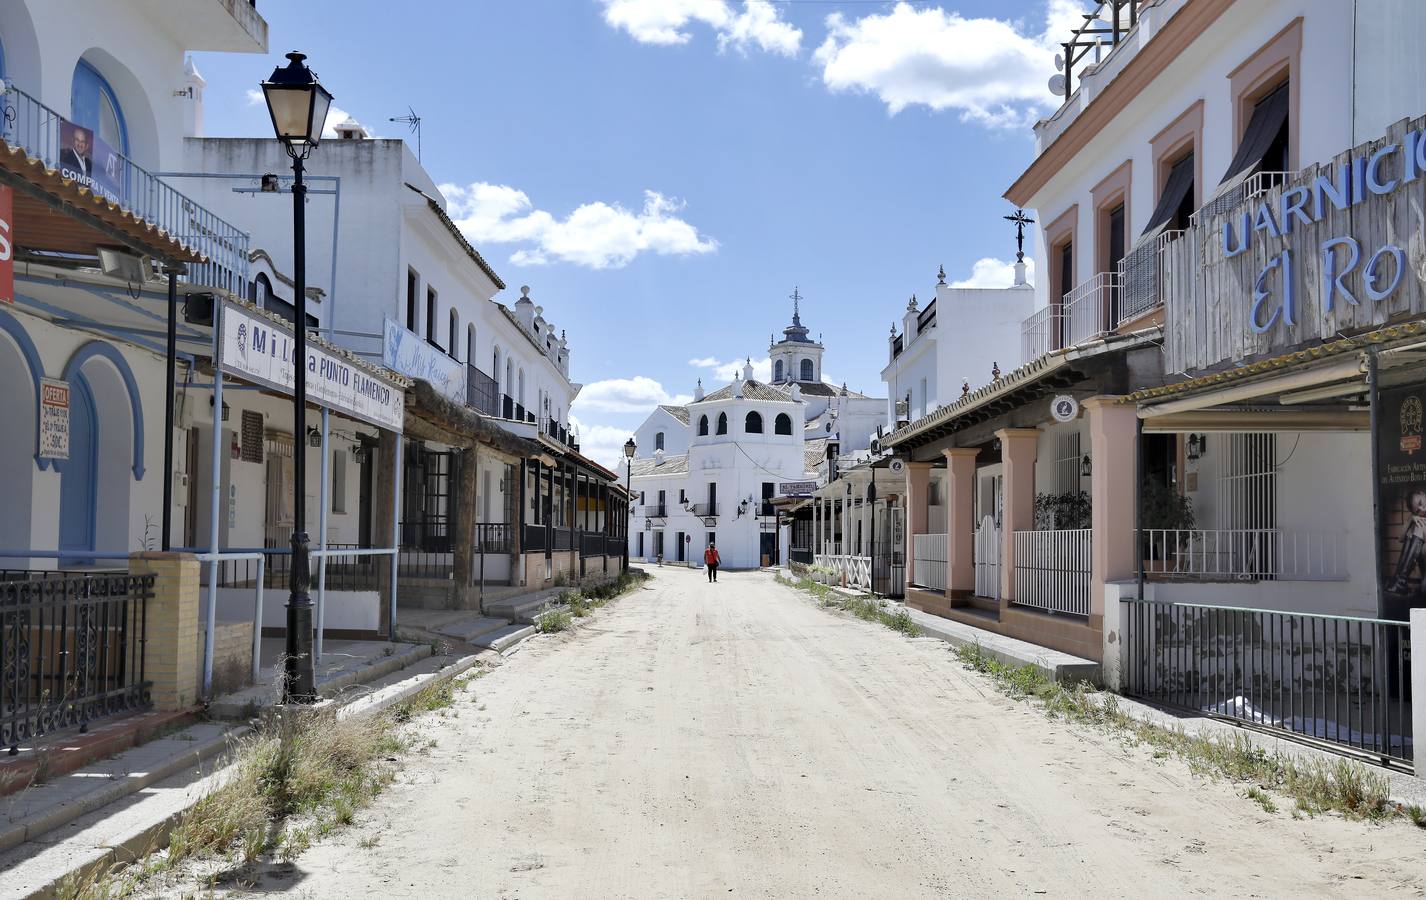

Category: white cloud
[599, 0, 802, 57]
[569, 415, 637, 470]
[573, 376, 693, 414]
[950, 256, 1036, 289]
[813, 1, 1086, 128]
[689, 355, 771, 382]
[439, 183, 718, 269]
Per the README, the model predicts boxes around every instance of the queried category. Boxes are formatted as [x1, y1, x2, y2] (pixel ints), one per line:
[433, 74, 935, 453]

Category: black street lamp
[261, 51, 333, 704]
[623, 437, 636, 571]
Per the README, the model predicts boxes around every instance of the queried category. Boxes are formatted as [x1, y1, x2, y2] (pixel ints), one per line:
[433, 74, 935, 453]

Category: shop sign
[38, 378, 69, 460]
[1374, 381, 1426, 621]
[779, 481, 816, 496]
[219, 301, 404, 432]
[58, 120, 123, 205]
[0, 185, 12, 304]
[1166, 114, 1426, 375]
[382, 317, 466, 403]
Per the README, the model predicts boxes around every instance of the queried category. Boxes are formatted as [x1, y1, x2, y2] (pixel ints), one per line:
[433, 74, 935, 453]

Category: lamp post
[867, 479, 878, 595]
[623, 438, 637, 571]
[261, 51, 333, 704]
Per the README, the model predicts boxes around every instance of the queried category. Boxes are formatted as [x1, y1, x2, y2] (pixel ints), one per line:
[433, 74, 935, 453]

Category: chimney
[733, 373, 743, 399]
[743, 357, 754, 381]
[516, 286, 535, 329]
[180, 56, 206, 138]
[655, 448, 665, 466]
[694, 378, 704, 402]
[1014, 260, 1028, 286]
[789, 383, 802, 402]
[332, 117, 369, 140]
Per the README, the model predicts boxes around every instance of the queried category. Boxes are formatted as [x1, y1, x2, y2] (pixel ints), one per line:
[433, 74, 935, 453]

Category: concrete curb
[0, 724, 245, 855]
[207, 642, 432, 720]
[0, 651, 490, 899]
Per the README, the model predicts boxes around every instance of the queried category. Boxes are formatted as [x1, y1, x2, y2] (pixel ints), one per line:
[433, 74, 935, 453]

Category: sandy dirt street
[241, 567, 1424, 898]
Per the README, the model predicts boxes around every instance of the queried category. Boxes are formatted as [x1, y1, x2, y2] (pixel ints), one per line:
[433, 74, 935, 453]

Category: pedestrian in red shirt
[704, 543, 721, 583]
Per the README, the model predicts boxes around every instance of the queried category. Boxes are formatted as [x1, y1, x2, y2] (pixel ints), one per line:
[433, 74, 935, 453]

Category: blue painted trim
[0, 309, 48, 470]
[58, 341, 145, 480]
[73, 59, 129, 156]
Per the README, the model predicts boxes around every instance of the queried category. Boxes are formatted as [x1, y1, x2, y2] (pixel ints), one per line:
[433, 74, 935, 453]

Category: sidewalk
[206, 637, 429, 720]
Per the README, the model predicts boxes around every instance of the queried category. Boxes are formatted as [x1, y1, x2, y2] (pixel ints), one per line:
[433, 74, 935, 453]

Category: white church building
[626, 299, 884, 569]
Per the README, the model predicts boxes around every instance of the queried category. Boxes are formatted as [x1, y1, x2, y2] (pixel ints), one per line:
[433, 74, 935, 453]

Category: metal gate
[974, 515, 1001, 600]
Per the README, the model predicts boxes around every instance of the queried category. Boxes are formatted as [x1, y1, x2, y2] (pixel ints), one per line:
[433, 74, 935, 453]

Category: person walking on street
[704, 542, 721, 582]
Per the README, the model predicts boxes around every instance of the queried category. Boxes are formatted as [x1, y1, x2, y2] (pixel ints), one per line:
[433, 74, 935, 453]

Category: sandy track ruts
[230, 568, 1425, 899]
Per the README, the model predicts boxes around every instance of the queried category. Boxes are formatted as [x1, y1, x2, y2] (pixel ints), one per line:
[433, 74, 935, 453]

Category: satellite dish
[1054, 52, 1065, 72]
[1048, 74, 1068, 97]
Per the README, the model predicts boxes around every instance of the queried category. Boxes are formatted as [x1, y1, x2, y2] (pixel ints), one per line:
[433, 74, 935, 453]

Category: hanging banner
[218, 301, 405, 432]
[1375, 380, 1426, 621]
[0, 184, 12, 304]
[382, 317, 466, 403]
[58, 120, 123, 205]
[39, 378, 70, 460]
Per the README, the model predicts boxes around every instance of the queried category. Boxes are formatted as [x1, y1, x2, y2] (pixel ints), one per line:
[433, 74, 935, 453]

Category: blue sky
[198, 1, 1082, 464]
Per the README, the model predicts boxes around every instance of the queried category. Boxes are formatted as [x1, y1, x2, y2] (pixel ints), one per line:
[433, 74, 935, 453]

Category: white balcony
[134, 0, 268, 52]
[1117, 229, 1184, 326]
[1020, 272, 1120, 361]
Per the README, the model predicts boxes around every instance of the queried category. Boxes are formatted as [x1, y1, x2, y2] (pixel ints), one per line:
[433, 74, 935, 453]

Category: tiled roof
[629, 454, 689, 477]
[804, 437, 829, 470]
[795, 382, 875, 399]
[409, 185, 505, 289]
[694, 380, 792, 403]
[658, 404, 690, 425]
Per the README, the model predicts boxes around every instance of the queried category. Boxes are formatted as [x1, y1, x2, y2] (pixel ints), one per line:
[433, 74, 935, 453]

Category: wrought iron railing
[476, 523, 512, 553]
[522, 525, 547, 553]
[1117, 229, 1184, 325]
[916, 299, 937, 333]
[1, 572, 154, 753]
[0, 81, 249, 294]
[579, 532, 606, 556]
[640, 504, 668, 518]
[690, 503, 719, 517]
[466, 365, 500, 417]
[1122, 599, 1414, 767]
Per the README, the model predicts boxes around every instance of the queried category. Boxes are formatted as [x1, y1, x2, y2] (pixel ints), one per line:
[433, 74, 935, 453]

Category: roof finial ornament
[1003, 209, 1035, 264]
[991, 361, 1002, 381]
[790, 286, 802, 326]
[907, 293, 918, 312]
[937, 265, 947, 286]
[961, 379, 970, 397]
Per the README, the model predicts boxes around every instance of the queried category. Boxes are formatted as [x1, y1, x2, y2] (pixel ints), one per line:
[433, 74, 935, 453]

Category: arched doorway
[58, 345, 142, 563]
[59, 377, 97, 560]
[0, 324, 36, 561]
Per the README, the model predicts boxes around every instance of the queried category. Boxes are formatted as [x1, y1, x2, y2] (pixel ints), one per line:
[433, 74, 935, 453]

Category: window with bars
[1216, 433, 1278, 576]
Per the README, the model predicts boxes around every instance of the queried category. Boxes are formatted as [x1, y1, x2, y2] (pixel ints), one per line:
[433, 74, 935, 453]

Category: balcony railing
[689, 503, 719, 518]
[1020, 272, 1120, 361]
[640, 504, 668, 518]
[502, 395, 514, 419]
[467, 365, 500, 417]
[1, 81, 249, 294]
[1192, 170, 1297, 226]
[1117, 230, 1184, 326]
[1143, 529, 1347, 582]
[540, 416, 570, 446]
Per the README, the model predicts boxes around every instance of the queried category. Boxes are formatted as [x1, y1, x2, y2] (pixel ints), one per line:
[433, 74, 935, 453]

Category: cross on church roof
[790, 286, 803, 326]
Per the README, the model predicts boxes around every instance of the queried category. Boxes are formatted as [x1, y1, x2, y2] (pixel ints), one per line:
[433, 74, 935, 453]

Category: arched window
[518, 368, 526, 407]
[800, 359, 814, 381]
[775, 413, 793, 435]
[70, 60, 128, 155]
[745, 411, 763, 434]
[698, 415, 709, 436]
[773, 359, 784, 382]
[655, 431, 665, 451]
[467, 324, 477, 365]
[492, 347, 502, 392]
[448, 309, 459, 360]
[252, 273, 273, 307]
[505, 359, 513, 399]
[716, 412, 728, 435]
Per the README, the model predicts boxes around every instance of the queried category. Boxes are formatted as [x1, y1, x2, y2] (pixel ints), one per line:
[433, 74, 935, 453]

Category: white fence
[974, 516, 1000, 600]
[815, 553, 873, 590]
[1021, 272, 1119, 361]
[1142, 529, 1347, 581]
[912, 534, 948, 591]
[1012, 528, 1092, 616]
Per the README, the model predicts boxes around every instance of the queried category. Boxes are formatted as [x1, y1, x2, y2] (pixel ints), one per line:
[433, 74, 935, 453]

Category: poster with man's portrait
[58, 120, 122, 204]
[1375, 381, 1426, 620]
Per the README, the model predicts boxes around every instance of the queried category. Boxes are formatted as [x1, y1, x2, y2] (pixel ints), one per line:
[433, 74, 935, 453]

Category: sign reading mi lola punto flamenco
[1164, 114, 1426, 375]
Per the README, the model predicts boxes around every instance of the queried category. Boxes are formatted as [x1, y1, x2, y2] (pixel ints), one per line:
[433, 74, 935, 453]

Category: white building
[627, 302, 885, 569]
[882, 264, 1035, 427]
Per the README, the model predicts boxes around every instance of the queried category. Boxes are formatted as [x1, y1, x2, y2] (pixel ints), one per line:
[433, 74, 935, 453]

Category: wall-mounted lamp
[1186, 433, 1208, 461]
[1080, 454, 1092, 478]
[260, 173, 281, 193]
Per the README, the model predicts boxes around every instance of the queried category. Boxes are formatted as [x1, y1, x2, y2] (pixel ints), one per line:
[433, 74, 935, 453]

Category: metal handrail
[1, 81, 250, 293]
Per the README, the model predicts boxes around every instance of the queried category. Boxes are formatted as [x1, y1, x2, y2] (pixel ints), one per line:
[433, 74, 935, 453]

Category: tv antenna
[389, 107, 422, 160]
